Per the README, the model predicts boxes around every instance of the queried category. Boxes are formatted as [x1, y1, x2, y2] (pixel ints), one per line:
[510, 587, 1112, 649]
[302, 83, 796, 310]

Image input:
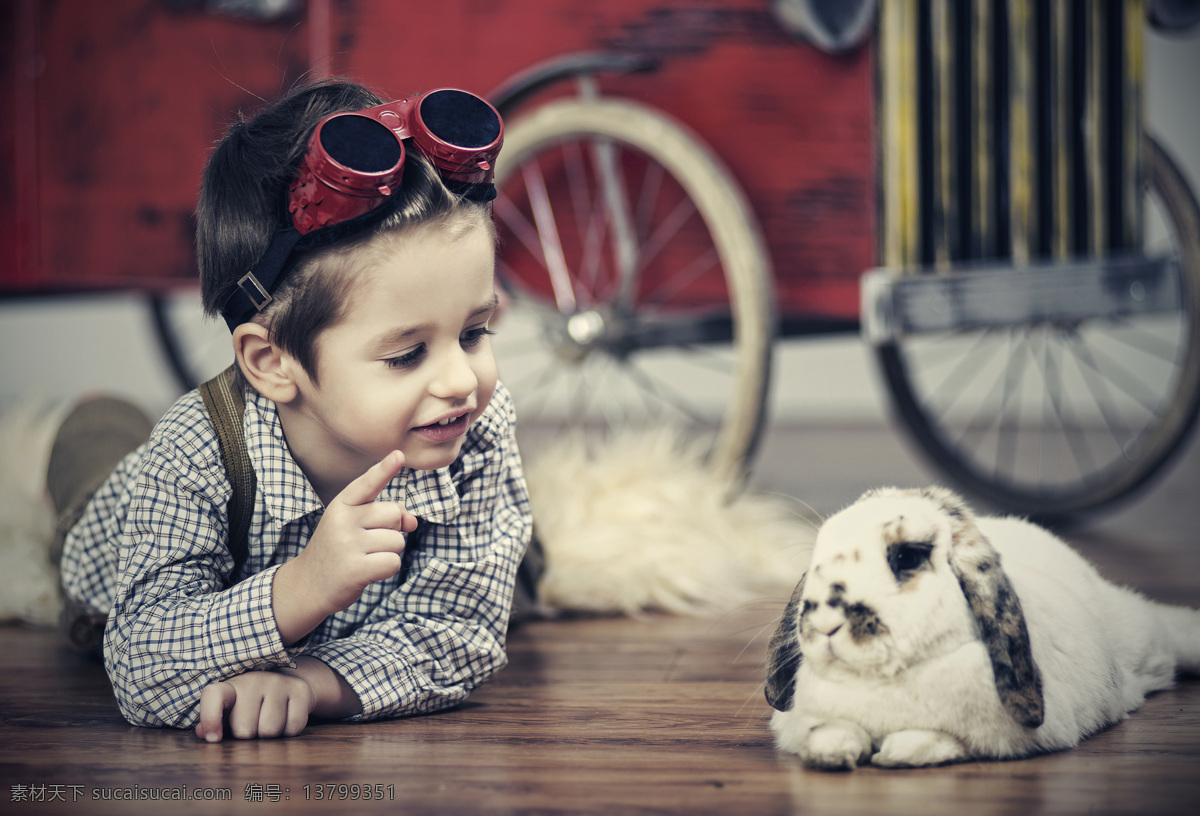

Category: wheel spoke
[667, 344, 739, 375]
[1061, 330, 1139, 453]
[589, 138, 640, 307]
[1071, 331, 1173, 417]
[622, 360, 716, 428]
[1040, 328, 1096, 485]
[581, 177, 616, 303]
[523, 160, 579, 313]
[494, 192, 548, 274]
[564, 139, 611, 303]
[641, 241, 719, 308]
[635, 161, 666, 243]
[503, 362, 574, 424]
[1099, 314, 1186, 365]
[635, 197, 701, 287]
[918, 329, 1007, 420]
[993, 328, 1032, 479]
[562, 138, 594, 239]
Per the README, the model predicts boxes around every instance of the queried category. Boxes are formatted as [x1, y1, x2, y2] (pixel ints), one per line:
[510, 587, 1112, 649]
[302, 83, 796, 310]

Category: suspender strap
[198, 365, 256, 579]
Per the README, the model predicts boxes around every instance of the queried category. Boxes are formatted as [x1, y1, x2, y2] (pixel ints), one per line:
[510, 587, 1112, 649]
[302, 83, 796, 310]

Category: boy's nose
[430, 350, 478, 400]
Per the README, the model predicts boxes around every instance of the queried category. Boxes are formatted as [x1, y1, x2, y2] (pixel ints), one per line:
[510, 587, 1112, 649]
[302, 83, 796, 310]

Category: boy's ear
[232, 322, 301, 404]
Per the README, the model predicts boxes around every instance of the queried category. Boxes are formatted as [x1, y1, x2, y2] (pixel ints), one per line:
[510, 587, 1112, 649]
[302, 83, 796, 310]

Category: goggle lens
[319, 115, 404, 174]
[418, 88, 503, 150]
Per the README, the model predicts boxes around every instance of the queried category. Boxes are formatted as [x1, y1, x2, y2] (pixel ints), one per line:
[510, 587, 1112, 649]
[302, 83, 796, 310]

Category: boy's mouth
[414, 411, 471, 442]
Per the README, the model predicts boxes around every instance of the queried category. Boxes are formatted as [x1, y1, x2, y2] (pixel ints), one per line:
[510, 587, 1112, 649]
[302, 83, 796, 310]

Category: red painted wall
[2, 0, 874, 319]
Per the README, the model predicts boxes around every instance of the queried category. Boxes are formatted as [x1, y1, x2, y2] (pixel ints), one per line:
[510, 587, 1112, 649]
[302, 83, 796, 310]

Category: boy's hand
[195, 670, 314, 742]
[195, 657, 361, 743]
[273, 451, 418, 644]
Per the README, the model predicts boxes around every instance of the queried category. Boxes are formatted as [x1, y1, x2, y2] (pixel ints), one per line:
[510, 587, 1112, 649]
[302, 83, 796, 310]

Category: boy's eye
[461, 327, 495, 348]
[384, 345, 425, 369]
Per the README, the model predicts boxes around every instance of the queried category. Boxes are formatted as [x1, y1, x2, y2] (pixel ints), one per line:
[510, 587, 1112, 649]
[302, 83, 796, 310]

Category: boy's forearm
[107, 565, 297, 730]
[271, 559, 334, 646]
[278, 655, 363, 720]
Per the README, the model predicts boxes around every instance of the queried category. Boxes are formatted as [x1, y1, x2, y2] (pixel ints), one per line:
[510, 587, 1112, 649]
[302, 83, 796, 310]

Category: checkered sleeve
[100, 398, 298, 729]
[303, 383, 534, 721]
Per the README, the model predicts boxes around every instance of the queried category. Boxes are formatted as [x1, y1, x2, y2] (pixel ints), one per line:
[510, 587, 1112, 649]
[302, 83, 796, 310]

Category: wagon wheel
[491, 96, 775, 482]
[876, 136, 1200, 520]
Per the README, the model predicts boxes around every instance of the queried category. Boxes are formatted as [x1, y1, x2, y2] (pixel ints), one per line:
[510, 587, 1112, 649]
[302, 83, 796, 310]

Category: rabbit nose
[809, 605, 845, 636]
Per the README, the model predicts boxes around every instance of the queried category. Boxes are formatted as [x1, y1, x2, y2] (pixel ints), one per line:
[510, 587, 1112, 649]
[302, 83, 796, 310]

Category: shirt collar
[243, 390, 473, 528]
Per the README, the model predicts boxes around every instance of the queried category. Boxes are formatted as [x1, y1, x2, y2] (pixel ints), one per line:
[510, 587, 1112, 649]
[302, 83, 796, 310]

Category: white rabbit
[765, 486, 1200, 770]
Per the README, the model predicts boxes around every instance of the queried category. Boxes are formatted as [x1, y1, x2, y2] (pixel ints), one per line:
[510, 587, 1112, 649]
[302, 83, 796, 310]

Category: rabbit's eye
[888, 540, 934, 580]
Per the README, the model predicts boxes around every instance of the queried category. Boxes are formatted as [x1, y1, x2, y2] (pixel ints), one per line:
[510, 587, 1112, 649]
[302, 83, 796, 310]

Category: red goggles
[290, 88, 504, 234]
[222, 88, 503, 329]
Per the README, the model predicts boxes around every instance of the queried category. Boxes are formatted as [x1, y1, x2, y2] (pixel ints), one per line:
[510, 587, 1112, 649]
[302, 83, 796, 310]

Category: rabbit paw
[800, 721, 874, 771]
[872, 730, 967, 768]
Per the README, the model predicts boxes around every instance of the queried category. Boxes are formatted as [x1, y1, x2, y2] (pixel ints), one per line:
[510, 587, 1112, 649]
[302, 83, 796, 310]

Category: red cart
[5, 0, 1199, 519]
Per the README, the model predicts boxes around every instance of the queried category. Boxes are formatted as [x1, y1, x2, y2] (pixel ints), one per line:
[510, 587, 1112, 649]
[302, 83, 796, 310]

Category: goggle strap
[447, 180, 498, 203]
[222, 228, 303, 330]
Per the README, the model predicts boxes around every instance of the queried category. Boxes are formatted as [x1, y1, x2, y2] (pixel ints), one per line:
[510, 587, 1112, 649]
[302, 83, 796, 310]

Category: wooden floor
[2, 421, 1199, 815]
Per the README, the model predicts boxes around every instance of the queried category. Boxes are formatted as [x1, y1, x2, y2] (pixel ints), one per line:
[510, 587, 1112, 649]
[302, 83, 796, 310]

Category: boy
[56, 79, 532, 742]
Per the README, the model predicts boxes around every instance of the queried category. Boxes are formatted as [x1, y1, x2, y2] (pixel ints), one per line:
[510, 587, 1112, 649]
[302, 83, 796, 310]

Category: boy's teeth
[437, 416, 455, 426]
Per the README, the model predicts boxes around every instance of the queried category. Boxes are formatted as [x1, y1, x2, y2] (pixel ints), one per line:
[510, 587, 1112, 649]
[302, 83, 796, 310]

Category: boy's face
[286, 220, 499, 489]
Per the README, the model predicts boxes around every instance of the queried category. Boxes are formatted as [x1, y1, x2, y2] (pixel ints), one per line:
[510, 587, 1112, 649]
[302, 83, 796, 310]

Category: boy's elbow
[106, 652, 202, 730]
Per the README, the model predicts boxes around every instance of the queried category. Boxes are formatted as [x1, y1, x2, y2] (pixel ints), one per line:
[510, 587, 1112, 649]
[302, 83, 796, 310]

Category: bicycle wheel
[491, 97, 775, 481]
[876, 136, 1200, 520]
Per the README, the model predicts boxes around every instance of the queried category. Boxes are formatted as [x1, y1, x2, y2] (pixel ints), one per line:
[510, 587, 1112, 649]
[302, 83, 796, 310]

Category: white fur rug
[0, 407, 813, 626]
[524, 429, 813, 616]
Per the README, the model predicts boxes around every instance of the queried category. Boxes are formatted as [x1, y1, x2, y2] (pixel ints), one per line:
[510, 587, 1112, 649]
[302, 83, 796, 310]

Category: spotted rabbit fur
[765, 487, 1200, 770]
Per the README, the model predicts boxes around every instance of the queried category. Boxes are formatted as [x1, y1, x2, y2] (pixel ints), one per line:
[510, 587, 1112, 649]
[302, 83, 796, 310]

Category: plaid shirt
[60, 382, 532, 729]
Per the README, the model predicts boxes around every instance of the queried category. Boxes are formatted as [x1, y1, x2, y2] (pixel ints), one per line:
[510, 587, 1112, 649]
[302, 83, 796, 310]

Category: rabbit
[764, 486, 1200, 770]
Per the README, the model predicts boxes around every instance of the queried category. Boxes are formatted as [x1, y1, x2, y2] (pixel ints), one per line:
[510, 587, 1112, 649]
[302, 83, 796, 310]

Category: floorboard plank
[3, 423, 1198, 815]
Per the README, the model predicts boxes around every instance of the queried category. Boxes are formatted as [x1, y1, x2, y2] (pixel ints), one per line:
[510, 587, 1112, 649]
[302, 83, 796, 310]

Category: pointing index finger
[338, 451, 406, 507]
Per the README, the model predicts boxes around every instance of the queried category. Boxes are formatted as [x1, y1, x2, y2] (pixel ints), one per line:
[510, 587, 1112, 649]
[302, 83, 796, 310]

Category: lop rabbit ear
[765, 575, 807, 711]
[937, 489, 1044, 728]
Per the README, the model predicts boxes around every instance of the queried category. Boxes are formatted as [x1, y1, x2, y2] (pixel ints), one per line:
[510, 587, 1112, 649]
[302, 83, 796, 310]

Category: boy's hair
[196, 78, 495, 380]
